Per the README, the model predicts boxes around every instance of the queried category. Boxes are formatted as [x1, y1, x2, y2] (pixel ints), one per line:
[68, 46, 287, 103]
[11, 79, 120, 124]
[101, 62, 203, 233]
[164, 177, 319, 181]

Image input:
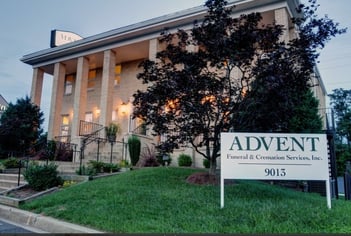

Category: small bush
[24, 163, 63, 191]
[203, 159, 210, 168]
[128, 135, 141, 166]
[136, 145, 160, 167]
[102, 163, 119, 173]
[86, 161, 119, 173]
[88, 161, 105, 173]
[178, 154, 192, 167]
[119, 160, 130, 168]
[76, 165, 96, 176]
[62, 180, 77, 188]
[3, 157, 21, 168]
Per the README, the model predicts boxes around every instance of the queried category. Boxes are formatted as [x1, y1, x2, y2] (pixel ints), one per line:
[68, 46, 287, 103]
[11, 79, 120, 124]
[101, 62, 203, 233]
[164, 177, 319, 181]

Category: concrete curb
[0, 204, 105, 233]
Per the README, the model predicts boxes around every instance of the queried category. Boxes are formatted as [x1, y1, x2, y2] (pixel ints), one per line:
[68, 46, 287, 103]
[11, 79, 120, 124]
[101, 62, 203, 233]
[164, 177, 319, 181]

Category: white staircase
[0, 173, 27, 193]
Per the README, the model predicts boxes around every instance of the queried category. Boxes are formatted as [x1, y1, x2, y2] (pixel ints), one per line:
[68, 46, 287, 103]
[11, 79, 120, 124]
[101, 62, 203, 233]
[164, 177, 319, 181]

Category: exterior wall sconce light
[120, 102, 128, 115]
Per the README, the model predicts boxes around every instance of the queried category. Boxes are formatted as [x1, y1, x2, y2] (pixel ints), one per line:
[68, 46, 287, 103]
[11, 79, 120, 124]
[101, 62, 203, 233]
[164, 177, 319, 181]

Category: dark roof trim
[21, 0, 301, 67]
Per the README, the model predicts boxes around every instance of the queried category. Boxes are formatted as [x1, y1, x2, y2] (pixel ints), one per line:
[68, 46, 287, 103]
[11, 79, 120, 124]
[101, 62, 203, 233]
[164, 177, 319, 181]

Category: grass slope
[21, 167, 351, 233]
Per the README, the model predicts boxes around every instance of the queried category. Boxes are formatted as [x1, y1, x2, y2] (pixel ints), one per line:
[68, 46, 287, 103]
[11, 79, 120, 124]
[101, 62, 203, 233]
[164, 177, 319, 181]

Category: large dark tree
[234, 0, 345, 132]
[133, 0, 345, 175]
[0, 96, 44, 156]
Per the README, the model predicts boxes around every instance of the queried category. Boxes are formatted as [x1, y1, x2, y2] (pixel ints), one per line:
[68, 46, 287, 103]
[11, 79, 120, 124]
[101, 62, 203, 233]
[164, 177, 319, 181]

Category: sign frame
[50, 30, 83, 48]
[220, 132, 331, 209]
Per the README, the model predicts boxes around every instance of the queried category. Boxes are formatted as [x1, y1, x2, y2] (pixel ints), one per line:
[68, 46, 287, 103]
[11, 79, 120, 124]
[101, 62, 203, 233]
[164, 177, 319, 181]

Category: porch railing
[79, 120, 104, 137]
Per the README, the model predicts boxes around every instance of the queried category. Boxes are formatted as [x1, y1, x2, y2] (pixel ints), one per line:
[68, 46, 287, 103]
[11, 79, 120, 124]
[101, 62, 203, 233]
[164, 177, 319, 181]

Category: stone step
[0, 174, 25, 182]
[2, 168, 25, 174]
[0, 179, 27, 189]
[0, 187, 9, 193]
[0, 173, 27, 191]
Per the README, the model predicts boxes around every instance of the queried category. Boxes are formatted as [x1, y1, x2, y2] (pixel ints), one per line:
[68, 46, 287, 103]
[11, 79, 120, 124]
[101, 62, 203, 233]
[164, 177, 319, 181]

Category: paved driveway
[0, 218, 46, 233]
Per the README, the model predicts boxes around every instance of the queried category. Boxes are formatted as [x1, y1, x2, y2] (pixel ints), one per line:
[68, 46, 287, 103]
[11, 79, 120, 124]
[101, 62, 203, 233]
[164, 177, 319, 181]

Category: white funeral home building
[21, 0, 326, 166]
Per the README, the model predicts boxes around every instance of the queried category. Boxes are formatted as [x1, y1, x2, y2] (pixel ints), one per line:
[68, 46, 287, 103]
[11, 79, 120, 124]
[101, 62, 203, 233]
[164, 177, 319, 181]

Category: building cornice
[21, 0, 301, 67]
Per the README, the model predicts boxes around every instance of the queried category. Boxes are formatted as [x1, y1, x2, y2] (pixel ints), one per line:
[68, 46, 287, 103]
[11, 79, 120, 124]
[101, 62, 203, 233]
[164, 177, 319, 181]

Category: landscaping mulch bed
[186, 172, 219, 185]
[5, 186, 40, 199]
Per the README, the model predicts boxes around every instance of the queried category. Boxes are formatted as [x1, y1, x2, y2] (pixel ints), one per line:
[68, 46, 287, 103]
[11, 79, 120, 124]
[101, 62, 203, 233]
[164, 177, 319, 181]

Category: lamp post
[108, 135, 115, 164]
[105, 123, 119, 164]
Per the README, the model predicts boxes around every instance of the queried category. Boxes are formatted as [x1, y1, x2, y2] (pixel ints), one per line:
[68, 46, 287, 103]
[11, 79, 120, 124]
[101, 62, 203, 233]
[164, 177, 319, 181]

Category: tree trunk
[209, 157, 217, 176]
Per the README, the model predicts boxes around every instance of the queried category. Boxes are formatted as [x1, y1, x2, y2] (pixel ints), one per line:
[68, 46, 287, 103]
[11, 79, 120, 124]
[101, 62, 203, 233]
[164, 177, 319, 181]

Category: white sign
[50, 30, 83, 47]
[220, 132, 331, 208]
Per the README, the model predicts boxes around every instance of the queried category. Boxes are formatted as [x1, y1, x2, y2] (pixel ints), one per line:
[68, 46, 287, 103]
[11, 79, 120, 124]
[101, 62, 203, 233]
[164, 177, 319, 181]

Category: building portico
[22, 0, 327, 165]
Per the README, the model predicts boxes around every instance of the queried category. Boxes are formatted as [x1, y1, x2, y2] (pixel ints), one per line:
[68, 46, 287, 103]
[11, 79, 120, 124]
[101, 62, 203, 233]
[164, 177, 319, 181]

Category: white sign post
[220, 132, 330, 208]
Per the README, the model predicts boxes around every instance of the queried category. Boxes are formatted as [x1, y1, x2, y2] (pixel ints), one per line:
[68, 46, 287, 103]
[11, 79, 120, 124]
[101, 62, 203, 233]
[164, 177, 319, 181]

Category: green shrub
[102, 163, 119, 173]
[86, 161, 119, 173]
[3, 157, 21, 168]
[76, 165, 96, 176]
[178, 154, 192, 167]
[203, 159, 210, 168]
[88, 160, 105, 173]
[119, 159, 130, 168]
[24, 163, 63, 191]
[128, 135, 141, 166]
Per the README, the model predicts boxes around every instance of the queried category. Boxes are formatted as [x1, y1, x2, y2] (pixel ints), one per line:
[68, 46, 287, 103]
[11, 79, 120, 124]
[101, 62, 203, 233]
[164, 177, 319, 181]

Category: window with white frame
[64, 75, 74, 95]
[114, 64, 121, 86]
[88, 69, 96, 91]
[60, 114, 70, 142]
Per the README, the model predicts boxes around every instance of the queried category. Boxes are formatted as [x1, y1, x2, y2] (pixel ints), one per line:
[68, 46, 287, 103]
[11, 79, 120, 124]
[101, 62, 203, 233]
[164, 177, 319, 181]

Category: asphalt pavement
[0, 218, 47, 233]
[0, 204, 104, 234]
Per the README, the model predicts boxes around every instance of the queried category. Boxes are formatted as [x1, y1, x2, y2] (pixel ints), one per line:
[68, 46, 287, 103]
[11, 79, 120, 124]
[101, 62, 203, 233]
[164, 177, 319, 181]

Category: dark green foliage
[0, 96, 44, 156]
[75, 165, 96, 176]
[335, 144, 351, 175]
[288, 90, 323, 133]
[128, 135, 141, 166]
[87, 160, 119, 173]
[178, 154, 192, 167]
[102, 163, 119, 173]
[329, 88, 351, 150]
[236, 88, 323, 132]
[88, 160, 105, 173]
[24, 163, 63, 191]
[329, 89, 351, 172]
[133, 0, 345, 175]
[2, 157, 21, 168]
[105, 123, 121, 143]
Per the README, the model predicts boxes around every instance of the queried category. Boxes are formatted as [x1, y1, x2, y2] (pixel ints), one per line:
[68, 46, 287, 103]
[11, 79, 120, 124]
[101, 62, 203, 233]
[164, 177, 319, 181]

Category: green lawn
[21, 167, 351, 233]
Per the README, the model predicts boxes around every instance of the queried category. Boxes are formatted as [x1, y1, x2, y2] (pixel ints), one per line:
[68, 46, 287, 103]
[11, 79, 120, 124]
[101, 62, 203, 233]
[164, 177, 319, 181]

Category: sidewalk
[0, 204, 105, 233]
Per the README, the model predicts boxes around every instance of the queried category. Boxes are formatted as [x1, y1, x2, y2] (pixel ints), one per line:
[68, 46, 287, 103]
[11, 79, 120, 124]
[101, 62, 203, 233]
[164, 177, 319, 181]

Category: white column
[149, 38, 158, 61]
[99, 50, 116, 129]
[71, 56, 89, 145]
[47, 63, 65, 140]
[30, 68, 44, 106]
[275, 8, 290, 42]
